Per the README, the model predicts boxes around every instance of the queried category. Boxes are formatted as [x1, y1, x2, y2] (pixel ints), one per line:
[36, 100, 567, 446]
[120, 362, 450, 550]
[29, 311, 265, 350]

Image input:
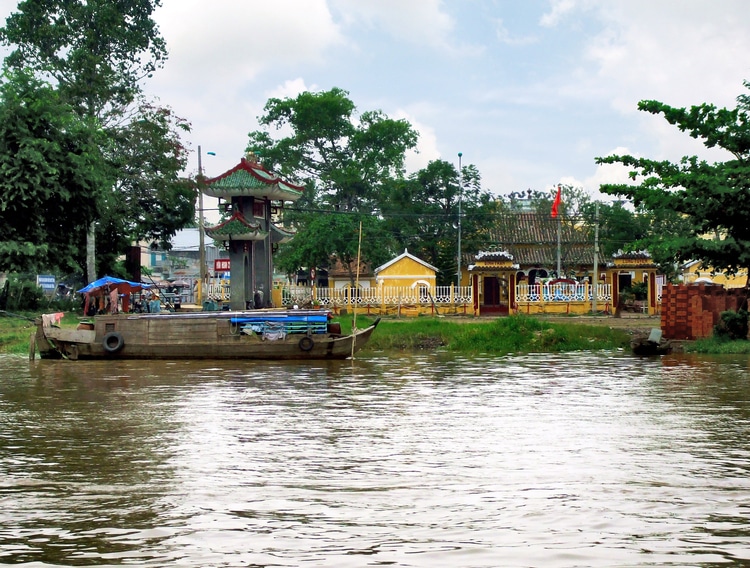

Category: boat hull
[34, 310, 379, 361]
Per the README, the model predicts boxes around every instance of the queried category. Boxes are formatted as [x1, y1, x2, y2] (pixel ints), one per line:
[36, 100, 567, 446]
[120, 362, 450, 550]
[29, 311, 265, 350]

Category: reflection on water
[2, 351, 750, 566]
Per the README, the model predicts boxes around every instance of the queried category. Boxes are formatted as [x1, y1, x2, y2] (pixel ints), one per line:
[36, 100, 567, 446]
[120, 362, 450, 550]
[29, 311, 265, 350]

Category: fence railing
[200, 281, 627, 313]
[281, 285, 473, 308]
[515, 283, 612, 303]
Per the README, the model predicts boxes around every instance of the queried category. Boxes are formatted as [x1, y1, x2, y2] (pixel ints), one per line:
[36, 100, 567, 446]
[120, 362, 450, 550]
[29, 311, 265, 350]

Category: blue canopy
[77, 276, 151, 295]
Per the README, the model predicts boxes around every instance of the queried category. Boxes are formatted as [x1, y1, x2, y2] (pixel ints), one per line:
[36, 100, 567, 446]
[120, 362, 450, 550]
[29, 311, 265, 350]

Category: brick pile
[661, 284, 747, 340]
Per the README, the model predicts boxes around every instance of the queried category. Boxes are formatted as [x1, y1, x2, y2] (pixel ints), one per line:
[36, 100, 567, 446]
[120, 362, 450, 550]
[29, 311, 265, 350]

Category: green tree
[248, 88, 418, 212]
[274, 214, 393, 286]
[380, 159, 492, 285]
[1, 0, 166, 117]
[578, 200, 649, 258]
[0, 70, 108, 273]
[247, 88, 418, 283]
[94, 102, 195, 274]
[596, 82, 750, 285]
[0, 0, 191, 281]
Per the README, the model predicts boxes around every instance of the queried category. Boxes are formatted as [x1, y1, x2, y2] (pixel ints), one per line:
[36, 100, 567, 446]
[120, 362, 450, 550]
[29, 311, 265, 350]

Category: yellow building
[374, 249, 438, 289]
[681, 260, 748, 288]
[608, 251, 660, 315]
[465, 248, 661, 316]
[467, 213, 595, 315]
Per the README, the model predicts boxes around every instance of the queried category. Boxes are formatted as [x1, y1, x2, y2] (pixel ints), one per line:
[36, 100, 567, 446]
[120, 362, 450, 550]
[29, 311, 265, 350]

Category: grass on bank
[342, 314, 632, 354]
[10, 310, 750, 356]
[0, 311, 38, 355]
[684, 336, 750, 354]
[2, 311, 633, 356]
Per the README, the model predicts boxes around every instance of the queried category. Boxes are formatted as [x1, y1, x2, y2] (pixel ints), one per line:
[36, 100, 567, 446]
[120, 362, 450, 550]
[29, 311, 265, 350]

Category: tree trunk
[86, 221, 96, 283]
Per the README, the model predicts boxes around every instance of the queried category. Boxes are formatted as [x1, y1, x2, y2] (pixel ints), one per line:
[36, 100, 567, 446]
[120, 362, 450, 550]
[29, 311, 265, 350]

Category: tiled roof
[205, 211, 267, 241]
[271, 223, 295, 244]
[327, 257, 373, 278]
[486, 244, 595, 266]
[203, 155, 304, 202]
[485, 213, 587, 245]
[478, 213, 594, 267]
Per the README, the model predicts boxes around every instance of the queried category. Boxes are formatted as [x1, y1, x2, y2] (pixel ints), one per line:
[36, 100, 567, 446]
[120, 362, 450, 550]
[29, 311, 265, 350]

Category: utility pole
[197, 146, 206, 305]
[556, 218, 562, 276]
[457, 152, 463, 288]
[592, 202, 600, 314]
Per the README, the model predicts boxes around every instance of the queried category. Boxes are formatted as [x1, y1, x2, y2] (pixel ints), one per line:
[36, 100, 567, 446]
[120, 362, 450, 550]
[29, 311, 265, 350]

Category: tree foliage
[380, 159, 493, 285]
[249, 88, 418, 213]
[274, 214, 393, 285]
[1, 0, 167, 118]
[0, 70, 108, 273]
[248, 88, 418, 283]
[0, 0, 192, 279]
[107, 104, 195, 245]
[596, 82, 750, 282]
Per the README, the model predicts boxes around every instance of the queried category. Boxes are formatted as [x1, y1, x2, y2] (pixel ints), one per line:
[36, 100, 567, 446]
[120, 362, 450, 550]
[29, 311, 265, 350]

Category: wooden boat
[630, 328, 672, 356]
[32, 310, 380, 361]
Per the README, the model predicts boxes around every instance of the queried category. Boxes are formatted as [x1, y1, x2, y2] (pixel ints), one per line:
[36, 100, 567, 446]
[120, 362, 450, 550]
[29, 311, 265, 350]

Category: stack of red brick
[661, 283, 746, 340]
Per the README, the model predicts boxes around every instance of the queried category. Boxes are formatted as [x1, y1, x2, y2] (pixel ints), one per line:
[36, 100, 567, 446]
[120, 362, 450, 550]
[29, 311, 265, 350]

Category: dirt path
[535, 313, 660, 329]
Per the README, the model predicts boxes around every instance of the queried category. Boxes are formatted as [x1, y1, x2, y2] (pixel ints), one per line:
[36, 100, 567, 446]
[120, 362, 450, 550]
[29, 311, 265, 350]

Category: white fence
[515, 283, 612, 303]
[202, 281, 621, 313]
[281, 285, 473, 308]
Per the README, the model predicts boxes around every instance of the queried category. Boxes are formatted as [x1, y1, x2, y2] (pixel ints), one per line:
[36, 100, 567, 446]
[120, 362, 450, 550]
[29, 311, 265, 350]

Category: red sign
[214, 258, 230, 272]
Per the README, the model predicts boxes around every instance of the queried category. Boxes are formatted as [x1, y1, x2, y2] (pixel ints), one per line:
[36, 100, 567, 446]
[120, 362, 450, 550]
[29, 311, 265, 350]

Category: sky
[2, 0, 750, 208]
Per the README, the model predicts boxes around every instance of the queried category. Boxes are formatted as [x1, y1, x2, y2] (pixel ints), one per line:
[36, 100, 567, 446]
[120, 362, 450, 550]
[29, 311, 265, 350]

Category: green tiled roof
[205, 212, 267, 241]
[271, 223, 295, 244]
[203, 157, 304, 202]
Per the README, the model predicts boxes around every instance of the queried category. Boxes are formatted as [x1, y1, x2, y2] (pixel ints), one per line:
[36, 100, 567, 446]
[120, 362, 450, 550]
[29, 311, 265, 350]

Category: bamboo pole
[352, 221, 363, 359]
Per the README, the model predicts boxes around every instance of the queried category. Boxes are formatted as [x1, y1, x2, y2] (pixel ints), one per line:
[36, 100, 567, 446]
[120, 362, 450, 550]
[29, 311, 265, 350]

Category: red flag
[551, 184, 562, 218]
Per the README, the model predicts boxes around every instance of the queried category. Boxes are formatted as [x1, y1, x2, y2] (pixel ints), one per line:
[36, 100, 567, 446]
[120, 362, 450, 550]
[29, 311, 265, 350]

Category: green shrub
[630, 281, 648, 301]
[0, 277, 49, 311]
[713, 309, 748, 341]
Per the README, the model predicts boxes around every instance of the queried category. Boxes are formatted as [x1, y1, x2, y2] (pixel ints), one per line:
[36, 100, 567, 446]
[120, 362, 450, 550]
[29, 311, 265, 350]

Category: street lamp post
[457, 152, 463, 289]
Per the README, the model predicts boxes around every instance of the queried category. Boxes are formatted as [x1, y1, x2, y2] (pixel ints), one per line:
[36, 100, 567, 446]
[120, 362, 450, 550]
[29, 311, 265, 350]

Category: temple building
[203, 153, 303, 310]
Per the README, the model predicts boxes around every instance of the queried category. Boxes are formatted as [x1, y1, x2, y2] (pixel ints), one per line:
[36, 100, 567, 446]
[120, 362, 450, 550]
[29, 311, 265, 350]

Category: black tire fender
[102, 331, 125, 354]
[298, 336, 314, 352]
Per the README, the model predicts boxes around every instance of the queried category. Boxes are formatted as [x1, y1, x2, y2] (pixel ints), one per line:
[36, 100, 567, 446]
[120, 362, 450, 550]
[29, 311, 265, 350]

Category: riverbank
[2, 311, 640, 356]
[5, 310, 739, 356]
[358, 313, 640, 353]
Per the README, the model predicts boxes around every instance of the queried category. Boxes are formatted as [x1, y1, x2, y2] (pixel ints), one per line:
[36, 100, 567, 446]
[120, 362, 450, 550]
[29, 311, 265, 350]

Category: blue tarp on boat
[229, 315, 328, 324]
[77, 276, 151, 295]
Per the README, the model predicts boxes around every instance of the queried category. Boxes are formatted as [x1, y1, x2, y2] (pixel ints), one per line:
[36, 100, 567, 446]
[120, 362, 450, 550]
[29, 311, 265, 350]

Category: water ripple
[1, 352, 750, 566]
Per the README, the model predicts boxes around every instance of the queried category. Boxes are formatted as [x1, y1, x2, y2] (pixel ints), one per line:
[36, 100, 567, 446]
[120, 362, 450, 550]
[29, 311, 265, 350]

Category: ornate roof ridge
[205, 155, 304, 192]
[205, 210, 267, 241]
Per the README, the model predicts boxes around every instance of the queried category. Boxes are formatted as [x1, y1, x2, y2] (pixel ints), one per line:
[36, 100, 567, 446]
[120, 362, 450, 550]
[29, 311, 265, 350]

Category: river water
[1, 350, 750, 567]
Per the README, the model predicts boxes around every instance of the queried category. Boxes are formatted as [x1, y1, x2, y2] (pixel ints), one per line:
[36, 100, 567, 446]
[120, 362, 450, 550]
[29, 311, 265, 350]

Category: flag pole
[557, 218, 562, 277]
[552, 184, 562, 276]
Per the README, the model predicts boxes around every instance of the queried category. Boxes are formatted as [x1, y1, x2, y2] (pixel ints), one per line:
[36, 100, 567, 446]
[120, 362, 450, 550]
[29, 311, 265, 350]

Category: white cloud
[584, 1, 750, 110]
[539, 0, 579, 28]
[494, 18, 537, 46]
[266, 78, 316, 102]
[393, 110, 440, 174]
[151, 0, 344, 93]
[330, 0, 455, 49]
[584, 146, 636, 195]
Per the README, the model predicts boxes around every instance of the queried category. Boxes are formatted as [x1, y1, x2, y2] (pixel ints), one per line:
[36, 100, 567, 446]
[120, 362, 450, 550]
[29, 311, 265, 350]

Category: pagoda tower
[203, 153, 303, 310]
